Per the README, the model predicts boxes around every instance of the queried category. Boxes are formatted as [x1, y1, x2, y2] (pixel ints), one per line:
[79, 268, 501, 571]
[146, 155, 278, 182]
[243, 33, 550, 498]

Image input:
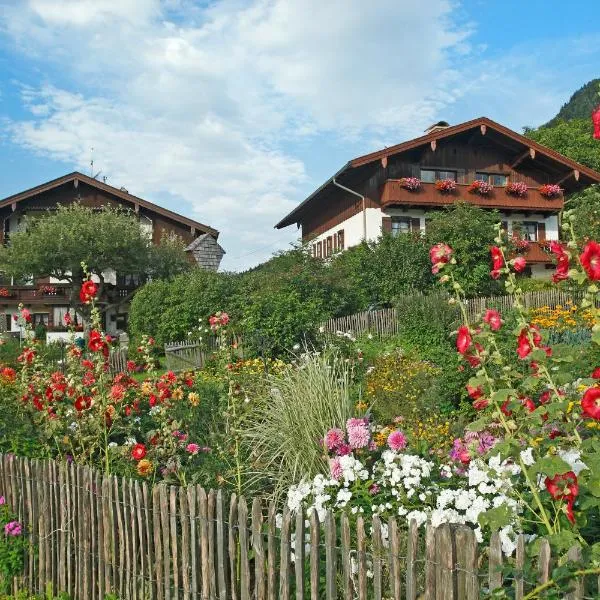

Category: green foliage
[526, 118, 600, 172]
[331, 233, 434, 308]
[0, 501, 29, 594]
[242, 350, 356, 500]
[425, 203, 502, 297]
[564, 184, 600, 243]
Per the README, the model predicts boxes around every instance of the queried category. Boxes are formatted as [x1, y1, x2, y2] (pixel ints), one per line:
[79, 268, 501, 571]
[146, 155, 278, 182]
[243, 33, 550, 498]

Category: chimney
[425, 120, 450, 134]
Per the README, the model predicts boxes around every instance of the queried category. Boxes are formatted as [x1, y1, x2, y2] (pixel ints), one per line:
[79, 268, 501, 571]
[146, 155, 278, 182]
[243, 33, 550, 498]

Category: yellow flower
[141, 381, 153, 396]
[188, 392, 200, 407]
[172, 387, 184, 401]
[137, 459, 153, 477]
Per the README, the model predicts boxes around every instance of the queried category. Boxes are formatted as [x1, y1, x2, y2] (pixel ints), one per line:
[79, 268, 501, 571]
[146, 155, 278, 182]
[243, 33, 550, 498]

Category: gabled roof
[0, 172, 219, 238]
[275, 116, 600, 229]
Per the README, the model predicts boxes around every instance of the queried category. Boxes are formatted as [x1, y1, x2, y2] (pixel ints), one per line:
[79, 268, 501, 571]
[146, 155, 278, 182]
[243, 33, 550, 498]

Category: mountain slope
[545, 79, 600, 127]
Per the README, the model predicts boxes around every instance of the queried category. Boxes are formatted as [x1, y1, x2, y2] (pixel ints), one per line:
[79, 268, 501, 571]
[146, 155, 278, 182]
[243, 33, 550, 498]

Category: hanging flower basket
[511, 235, 531, 252]
[435, 179, 457, 194]
[539, 184, 562, 198]
[399, 177, 421, 191]
[506, 182, 528, 197]
[0, 288, 12, 298]
[467, 180, 494, 196]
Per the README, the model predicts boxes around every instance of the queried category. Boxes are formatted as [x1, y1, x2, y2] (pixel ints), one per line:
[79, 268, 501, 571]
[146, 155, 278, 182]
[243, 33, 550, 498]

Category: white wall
[307, 207, 383, 253]
[501, 213, 559, 240]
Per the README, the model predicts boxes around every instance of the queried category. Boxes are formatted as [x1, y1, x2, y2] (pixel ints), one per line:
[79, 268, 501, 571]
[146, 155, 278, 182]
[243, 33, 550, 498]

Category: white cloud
[0, 0, 478, 269]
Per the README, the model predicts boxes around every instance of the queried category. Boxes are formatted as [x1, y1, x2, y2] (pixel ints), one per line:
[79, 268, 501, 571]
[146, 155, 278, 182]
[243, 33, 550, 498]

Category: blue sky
[0, 0, 599, 270]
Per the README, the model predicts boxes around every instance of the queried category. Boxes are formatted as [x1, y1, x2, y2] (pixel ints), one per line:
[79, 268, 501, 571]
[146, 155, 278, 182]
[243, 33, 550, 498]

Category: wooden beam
[480, 124, 487, 135]
[555, 170, 579, 186]
[381, 156, 388, 168]
[191, 226, 196, 235]
[73, 178, 79, 189]
[511, 147, 535, 169]
[134, 202, 139, 214]
[430, 140, 437, 152]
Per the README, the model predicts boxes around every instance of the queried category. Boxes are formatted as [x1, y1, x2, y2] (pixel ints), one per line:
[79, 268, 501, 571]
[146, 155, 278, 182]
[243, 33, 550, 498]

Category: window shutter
[382, 217, 392, 234]
[333, 233, 338, 252]
[411, 164, 420, 178]
[410, 218, 421, 233]
[537, 222, 546, 242]
[456, 168, 466, 184]
[337, 230, 345, 250]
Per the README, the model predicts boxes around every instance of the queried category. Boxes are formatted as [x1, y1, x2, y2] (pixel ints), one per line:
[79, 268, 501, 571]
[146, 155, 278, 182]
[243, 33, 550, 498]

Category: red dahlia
[131, 443, 147, 461]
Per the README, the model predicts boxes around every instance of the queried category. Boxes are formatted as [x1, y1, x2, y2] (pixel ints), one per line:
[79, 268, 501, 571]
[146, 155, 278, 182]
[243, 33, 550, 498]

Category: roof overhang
[275, 116, 600, 229]
[0, 172, 219, 238]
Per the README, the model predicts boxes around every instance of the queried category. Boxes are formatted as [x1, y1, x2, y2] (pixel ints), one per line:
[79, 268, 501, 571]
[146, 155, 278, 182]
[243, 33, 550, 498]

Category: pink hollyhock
[20, 308, 31, 323]
[581, 387, 600, 420]
[387, 430, 407, 451]
[324, 428, 344, 451]
[513, 256, 527, 272]
[347, 423, 370, 449]
[483, 309, 502, 331]
[580, 241, 600, 280]
[456, 326, 472, 355]
[330, 457, 343, 481]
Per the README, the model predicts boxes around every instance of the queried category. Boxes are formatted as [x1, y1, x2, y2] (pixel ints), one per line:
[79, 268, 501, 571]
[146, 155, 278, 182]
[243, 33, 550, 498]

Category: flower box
[506, 182, 528, 197]
[435, 179, 457, 194]
[0, 288, 13, 298]
[510, 235, 531, 252]
[467, 180, 494, 196]
[539, 184, 562, 198]
[39, 285, 58, 295]
[399, 177, 421, 191]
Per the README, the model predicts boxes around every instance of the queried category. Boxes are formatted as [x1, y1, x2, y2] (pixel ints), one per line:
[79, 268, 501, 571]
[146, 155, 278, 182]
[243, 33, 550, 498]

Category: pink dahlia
[4, 521, 22, 536]
[324, 428, 344, 451]
[387, 430, 407, 451]
[347, 423, 370, 449]
[186, 443, 200, 455]
[330, 457, 343, 481]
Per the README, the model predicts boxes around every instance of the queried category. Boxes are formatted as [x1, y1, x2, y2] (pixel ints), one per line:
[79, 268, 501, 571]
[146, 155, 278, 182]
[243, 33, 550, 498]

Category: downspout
[332, 178, 367, 241]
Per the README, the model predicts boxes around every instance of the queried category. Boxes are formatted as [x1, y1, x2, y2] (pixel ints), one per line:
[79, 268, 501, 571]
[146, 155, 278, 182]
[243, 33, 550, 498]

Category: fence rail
[324, 289, 585, 338]
[0, 454, 594, 599]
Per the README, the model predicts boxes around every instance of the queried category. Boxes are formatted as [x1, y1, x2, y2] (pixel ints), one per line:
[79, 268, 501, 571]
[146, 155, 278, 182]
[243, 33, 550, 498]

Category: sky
[0, 0, 599, 271]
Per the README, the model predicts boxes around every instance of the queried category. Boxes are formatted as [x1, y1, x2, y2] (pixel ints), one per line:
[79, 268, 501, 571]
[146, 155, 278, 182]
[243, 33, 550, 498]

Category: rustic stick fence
[0, 454, 595, 599]
[164, 337, 244, 372]
[324, 289, 586, 338]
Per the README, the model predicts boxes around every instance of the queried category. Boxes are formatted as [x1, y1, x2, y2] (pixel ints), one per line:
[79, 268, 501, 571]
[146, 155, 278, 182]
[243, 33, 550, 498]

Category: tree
[564, 184, 600, 243]
[525, 119, 600, 172]
[0, 203, 192, 315]
[425, 203, 501, 297]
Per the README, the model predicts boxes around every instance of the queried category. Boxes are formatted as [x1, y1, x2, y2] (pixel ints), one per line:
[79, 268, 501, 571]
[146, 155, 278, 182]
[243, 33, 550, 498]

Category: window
[31, 313, 48, 327]
[317, 241, 323, 258]
[337, 230, 345, 251]
[475, 172, 507, 186]
[522, 221, 538, 242]
[391, 217, 412, 236]
[326, 236, 333, 257]
[420, 169, 457, 182]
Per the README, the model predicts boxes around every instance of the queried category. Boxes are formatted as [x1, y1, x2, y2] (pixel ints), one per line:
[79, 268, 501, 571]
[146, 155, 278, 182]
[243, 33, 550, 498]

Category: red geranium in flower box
[506, 182, 528, 197]
[39, 285, 58, 295]
[467, 180, 493, 196]
[0, 288, 12, 298]
[435, 179, 457, 194]
[539, 184, 562, 198]
[399, 177, 421, 191]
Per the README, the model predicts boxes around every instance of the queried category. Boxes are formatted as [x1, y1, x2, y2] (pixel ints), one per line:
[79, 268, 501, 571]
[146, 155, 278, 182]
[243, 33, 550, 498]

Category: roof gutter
[332, 178, 367, 241]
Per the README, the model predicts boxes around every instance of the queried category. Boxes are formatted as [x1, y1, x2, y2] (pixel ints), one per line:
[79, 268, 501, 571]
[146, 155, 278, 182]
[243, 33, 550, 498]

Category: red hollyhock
[512, 256, 526, 272]
[74, 395, 92, 411]
[545, 471, 579, 502]
[581, 387, 600, 420]
[472, 398, 489, 410]
[500, 400, 512, 416]
[521, 397, 536, 413]
[466, 385, 483, 400]
[429, 243, 453, 274]
[131, 443, 147, 461]
[483, 309, 502, 331]
[88, 330, 104, 352]
[592, 367, 600, 379]
[549, 241, 570, 283]
[79, 280, 98, 304]
[580, 241, 600, 280]
[490, 246, 504, 279]
[456, 326, 472, 355]
[517, 328, 533, 359]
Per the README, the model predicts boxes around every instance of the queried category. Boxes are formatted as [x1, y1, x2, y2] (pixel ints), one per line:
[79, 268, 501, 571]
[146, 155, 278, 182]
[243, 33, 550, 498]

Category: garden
[0, 205, 599, 598]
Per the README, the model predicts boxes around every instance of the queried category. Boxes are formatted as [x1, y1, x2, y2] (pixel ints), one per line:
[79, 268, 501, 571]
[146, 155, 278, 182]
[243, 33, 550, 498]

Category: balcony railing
[381, 180, 564, 211]
[0, 284, 139, 304]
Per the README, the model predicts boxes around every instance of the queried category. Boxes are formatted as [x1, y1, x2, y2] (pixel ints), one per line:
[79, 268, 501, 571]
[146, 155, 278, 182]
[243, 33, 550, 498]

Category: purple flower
[0, 496, 5, 505]
[324, 428, 344, 451]
[368, 484, 380, 495]
[387, 430, 407, 451]
[346, 417, 368, 429]
[4, 521, 21, 536]
[347, 423, 370, 449]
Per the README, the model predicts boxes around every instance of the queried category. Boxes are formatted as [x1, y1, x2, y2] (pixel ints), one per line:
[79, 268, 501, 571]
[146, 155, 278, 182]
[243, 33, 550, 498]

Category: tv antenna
[90, 147, 102, 179]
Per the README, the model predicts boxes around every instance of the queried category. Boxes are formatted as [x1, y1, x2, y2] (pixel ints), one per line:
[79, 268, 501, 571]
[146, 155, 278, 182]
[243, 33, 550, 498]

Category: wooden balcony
[0, 284, 139, 306]
[520, 242, 551, 264]
[380, 180, 564, 212]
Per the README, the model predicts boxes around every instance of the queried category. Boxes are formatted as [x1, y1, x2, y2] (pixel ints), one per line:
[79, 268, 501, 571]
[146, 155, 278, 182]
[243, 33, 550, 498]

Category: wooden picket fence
[164, 337, 244, 372]
[0, 454, 595, 600]
[323, 289, 585, 338]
